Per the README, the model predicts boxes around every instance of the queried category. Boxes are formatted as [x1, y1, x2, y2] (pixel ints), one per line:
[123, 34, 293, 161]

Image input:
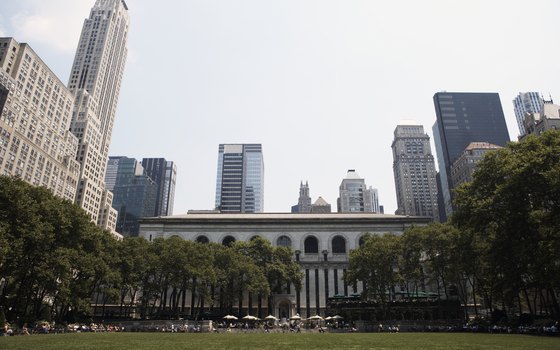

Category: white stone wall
[138, 213, 430, 317]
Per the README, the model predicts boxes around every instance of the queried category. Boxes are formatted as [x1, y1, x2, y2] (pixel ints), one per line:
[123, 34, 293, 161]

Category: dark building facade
[107, 156, 157, 236]
[142, 158, 177, 216]
[432, 92, 510, 219]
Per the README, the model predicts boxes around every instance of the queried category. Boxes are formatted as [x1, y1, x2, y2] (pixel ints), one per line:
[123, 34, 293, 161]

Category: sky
[1, 0, 559, 214]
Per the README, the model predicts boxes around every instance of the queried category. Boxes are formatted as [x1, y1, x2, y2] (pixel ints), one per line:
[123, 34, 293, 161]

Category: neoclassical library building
[139, 212, 431, 320]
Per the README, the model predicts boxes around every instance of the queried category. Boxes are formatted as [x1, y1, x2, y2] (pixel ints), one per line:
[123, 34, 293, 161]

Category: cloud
[9, 0, 92, 54]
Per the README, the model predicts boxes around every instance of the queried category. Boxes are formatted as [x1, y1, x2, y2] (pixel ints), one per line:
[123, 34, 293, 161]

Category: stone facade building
[139, 212, 431, 319]
[0, 38, 80, 201]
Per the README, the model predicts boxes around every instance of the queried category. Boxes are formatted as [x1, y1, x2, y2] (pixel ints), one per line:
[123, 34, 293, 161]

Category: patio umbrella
[324, 316, 332, 321]
[264, 315, 278, 321]
[307, 315, 324, 321]
[242, 315, 259, 321]
[223, 315, 238, 320]
[289, 314, 302, 320]
[331, 315, 343, 320]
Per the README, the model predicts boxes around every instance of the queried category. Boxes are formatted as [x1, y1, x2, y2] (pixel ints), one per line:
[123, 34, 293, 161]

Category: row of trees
[0, 176, 302, 325]
[347, 130, 560, 322]
[2, 130, 559, 325]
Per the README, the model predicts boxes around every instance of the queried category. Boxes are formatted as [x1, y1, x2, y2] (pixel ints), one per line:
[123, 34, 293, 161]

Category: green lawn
[0, 332, 559, 350]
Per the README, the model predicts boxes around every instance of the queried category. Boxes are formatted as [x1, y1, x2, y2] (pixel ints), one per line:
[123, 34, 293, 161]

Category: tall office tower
[450, 142, 502, 188]
[215, 144, 264, 213]
[291, 181, 312, 213]
[337, 169, 378, 213]
[432, 92, 510, 220]
[392, 121, 439, 221]
[0, 38, 80, 201]
[105, 156, 156, 236]
[513, 92, 544, 136]
[141, 158, 177, 216]
[68, 0, 129, 230]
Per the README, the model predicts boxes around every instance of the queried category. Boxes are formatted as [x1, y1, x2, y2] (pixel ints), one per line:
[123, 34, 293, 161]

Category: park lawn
[0, 332, 559, 350]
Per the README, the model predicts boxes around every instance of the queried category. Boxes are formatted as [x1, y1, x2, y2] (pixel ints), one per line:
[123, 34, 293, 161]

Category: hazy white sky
[1, 0, 558, 214]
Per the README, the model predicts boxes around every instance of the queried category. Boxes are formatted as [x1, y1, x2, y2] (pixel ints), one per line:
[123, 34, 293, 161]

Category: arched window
[304, 236, 319, 254]
[277, 235, 292, 248]
[332, 236, 346, 254]
[359, 235, 366, 247]
[222, 235, 236, 247]
[250, 235, 261, 241]
[196, 235, 209, 244]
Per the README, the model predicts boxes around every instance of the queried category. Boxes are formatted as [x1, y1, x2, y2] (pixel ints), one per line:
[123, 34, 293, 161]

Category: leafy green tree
[453, 130, 560, 318]
[0, 176, 118, 324]
[346, 233, 401, 318]
[234, 237, 302, 316]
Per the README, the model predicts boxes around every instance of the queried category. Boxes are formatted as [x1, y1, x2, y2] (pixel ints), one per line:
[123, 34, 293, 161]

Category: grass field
[1, 332, 559, 350]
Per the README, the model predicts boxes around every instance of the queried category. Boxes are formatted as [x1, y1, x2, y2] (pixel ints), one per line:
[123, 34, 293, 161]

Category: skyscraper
[0, 38, 80, 201]
[215, 144, 264, 213]
[513, 92, 544, 136]
[291, 181, 311, 213]
[106, 156, 156, 236]
[142, 158, 177, 216]
[432, 92, 510, 219]
[337, 170, 379, 213]
[68, 0, 129, 230]
[392, 121, 439, 221]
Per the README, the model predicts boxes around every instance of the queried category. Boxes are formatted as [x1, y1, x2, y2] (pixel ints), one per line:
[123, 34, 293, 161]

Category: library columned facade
[139, 212, 431, 319]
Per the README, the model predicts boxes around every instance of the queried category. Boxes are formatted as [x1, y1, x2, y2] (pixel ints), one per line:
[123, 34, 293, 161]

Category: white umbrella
[264, 315, 278, 321]
[324, 316, 332, 321]
[307, 315, 324, 321]
[289, 314, 302, 320]
[223, 315, 238, 320]
[332, 315, 343, 320]
[242, 315, 259, 321]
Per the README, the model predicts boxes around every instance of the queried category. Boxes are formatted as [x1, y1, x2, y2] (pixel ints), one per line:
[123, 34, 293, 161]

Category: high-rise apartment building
[141, 158, 177, 216]
[105, 156, 156, 236]
[450, 142, 502, 188]
[291, 181, 312, 213]
[0, 38, 80, 201]
[520, 101, 560, 140]
[513, 92, 544, 136]
[337, 170, 379, 213]
[215, 144, 264, 213]
[392, 121, 439, 221]
[432, 92, 510, 220]
[68, 0, 129, 230]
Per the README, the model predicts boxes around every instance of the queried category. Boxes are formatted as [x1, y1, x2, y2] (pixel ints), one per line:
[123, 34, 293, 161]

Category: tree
[234, 237, 302, 316]
[0, 176, 118, 324]
[346, 233, 401, 318]
[453, 130, 560, 318]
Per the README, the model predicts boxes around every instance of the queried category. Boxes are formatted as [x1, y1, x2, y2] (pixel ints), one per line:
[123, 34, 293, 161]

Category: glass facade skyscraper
[513, 92, 544, 137]
[215, 144, 264, 213]
[105, 156, 156, 236]
[142, 158, 177, 216]
[432, 92, 510, 219]
[337, 170, 379, 213]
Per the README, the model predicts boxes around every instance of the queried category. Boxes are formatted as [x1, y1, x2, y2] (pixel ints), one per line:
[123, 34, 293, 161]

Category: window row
[194, 234, 362, 254]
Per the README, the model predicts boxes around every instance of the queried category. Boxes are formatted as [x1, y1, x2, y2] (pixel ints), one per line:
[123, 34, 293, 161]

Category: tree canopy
[0, 176, 302, 325]
[347, 130, 560, 322]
